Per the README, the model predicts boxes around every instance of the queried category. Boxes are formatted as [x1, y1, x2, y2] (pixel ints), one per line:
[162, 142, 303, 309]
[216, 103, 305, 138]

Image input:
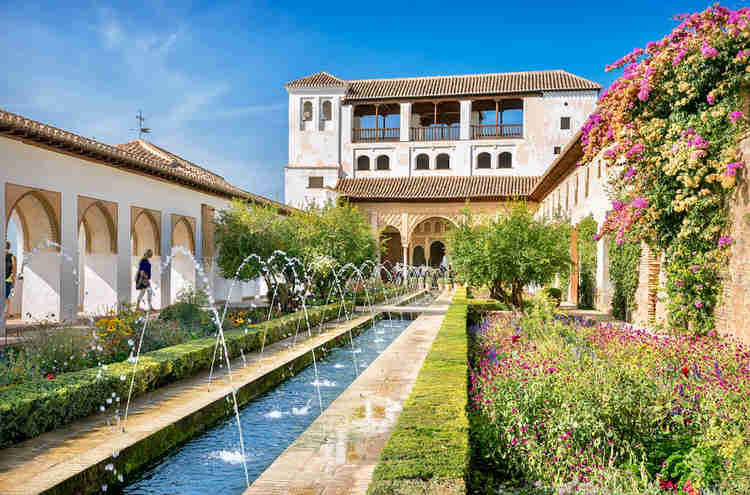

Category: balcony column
[399, 103, 411, 142]
[460, 100, 472, 140]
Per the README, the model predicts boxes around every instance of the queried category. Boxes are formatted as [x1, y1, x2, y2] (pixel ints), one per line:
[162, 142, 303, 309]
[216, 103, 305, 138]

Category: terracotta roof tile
[336, 175, 539, 201]
[0, 108, 293, 212]
[285, 71, 348, 89]
[286, 70, 601, 100]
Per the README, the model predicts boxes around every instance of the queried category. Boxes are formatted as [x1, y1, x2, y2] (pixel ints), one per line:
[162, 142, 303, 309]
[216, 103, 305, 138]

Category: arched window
[302, 101, 313, 121]
[498, 152, 512, 169]
[357, 156, 370, 171]
[322, 101, 332, 121]
[376, 155, 390, 170]
[477, 152, 491, 169]
[436, 153, 450, 169]
[415, 154, 429, 170]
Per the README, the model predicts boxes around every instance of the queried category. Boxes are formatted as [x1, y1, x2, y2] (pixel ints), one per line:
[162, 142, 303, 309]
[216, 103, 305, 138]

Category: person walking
[5, 241, 17, 320]
[136, 249, 154, 312]
[448, 264, 455, 289]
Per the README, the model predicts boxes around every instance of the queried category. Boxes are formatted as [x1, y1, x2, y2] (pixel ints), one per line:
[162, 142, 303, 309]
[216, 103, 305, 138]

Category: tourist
[448, 264, 455, 289]
[136, 249, 154, 312]
[5, 241, 16, 320]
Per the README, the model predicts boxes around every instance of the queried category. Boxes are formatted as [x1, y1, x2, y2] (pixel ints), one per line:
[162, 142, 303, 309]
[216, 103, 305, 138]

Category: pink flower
[676, 280, 685, 287]
[729, 111, 744, 124]
[689, 265, 700, 273]
[630, 196, 648, 209]
[701, 40, 718, 58]
[725, 161, 744, 177]
[718, 236, 734, 248]
[695, 300, 703, 308]
[624, 167, 636, 179]
[707, 94, 715, 105]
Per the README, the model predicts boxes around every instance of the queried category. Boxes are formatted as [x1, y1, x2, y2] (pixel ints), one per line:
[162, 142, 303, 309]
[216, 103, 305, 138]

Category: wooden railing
[352, 128, 400, 142]
[471, 124, 523, 139]
[409, 125, 460, 141]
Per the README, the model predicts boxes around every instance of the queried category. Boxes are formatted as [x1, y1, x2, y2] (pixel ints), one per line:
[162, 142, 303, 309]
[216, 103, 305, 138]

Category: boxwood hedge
[367, 287, 469, 495]
[0, 287, 407, 449]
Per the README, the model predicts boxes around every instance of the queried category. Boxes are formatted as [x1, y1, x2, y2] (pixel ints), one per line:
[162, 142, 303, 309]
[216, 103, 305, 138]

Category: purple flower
[612, 201, 625, 211]
[714, 362, 722, 378]
[725, 161, 743, 177]
[729, 111, 744, 124]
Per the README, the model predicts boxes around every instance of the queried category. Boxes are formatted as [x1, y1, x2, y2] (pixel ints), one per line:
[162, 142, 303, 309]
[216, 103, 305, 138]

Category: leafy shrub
[540, 288, 562, 307]
[158, 286, 213, 333]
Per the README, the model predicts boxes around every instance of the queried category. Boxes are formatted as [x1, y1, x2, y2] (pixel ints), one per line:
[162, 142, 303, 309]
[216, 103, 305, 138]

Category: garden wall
[716, 131, 750, 343]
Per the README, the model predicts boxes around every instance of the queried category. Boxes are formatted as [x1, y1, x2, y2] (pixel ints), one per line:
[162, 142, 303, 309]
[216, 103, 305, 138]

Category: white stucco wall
[284, 87, 598, 207]
[1, 136, 262, 324]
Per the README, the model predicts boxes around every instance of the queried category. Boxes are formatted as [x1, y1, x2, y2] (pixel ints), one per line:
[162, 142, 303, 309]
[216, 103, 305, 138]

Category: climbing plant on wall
[609, 239, 643, 321]
[583, 5, 750, 332]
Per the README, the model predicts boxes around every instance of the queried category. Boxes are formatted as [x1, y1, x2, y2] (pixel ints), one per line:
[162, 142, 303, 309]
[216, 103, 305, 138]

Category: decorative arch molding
[171, 214, 196, 255]
[131, 206, 162, 256]
[78, 196, 118, 254]
[406, 214, 458, 243]
[5, 183, 61, 251]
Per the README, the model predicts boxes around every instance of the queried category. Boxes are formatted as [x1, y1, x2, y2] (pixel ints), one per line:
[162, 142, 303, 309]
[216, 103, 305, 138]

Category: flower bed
[368, 287, 470, 495]
[469, 306, 750, 494]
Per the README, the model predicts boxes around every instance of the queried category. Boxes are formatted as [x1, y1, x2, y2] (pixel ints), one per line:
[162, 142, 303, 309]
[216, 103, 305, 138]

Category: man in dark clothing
[5, 241, 16, 320]
[136, 249, 154, 312]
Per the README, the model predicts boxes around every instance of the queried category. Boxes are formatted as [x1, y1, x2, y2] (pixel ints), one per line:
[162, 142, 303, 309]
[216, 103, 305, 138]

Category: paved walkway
[0, 314, 376, 495]
[244, 289, 453, 495]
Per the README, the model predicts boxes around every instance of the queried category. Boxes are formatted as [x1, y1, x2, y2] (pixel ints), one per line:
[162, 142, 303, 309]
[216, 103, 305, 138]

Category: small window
[436, 153, 450, 170]
[303, 101, 313, 121]
[560, 117, 571, 130]
[308, 176, 324, 188]
[477, 152, 491, 169]
[415, 153, 429, 170]
[498, 152, 512, 169]
[357, 156, 370, 171]
[554, 146, 561, 155]
[322, 101, 332, 121]
[376, 155, 390, 170]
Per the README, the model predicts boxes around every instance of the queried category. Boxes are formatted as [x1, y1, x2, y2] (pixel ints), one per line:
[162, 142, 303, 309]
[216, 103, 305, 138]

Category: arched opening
[477, 152, 491, 169]
[302, 101, 313, 121]
[357, 156, 370, 171]
[436, 153, 450, 170]
[78, 201, 117, 315]
[171, 217, 196, 304]
[322, 100, 332, 121]
[498, 152, 512, 169]
[131, 209, 161, 309]
[429, 241, 445, 268]
[376, 155, 390, 171]
[6, 191, 61, 321]
[412, 246, 426, 266]
[415, 154, 429, 170]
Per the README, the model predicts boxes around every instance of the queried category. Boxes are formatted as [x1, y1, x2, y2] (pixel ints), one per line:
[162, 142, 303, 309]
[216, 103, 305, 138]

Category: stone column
[161, 211, 172, 309]
[595, 236, 612, 312]
[460, 100, 472, 140]
[116, 203, 132, 310]
[569, 226, 579, 306]
[59, 192, 78, 322]
[400, 103, 411, 142]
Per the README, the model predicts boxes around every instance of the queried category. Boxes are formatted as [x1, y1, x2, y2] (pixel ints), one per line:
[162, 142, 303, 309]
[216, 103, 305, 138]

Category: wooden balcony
[471, 124, 523, 139]
[352, 128, 400, 142]
[409, 125, 460, 141]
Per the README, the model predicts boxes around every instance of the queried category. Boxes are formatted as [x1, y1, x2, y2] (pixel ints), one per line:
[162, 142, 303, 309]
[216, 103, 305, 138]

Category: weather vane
[131, 110, 151, 139]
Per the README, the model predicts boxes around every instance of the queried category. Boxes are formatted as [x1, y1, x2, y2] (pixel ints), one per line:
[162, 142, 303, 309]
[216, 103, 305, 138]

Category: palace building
[284, 70, 600, 267]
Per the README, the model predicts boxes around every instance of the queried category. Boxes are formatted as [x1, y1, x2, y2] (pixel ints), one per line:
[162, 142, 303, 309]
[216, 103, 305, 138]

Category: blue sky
[1, 0, 745, 203]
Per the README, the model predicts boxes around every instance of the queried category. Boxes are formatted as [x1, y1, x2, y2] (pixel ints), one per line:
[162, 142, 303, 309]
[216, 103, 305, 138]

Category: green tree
[449, 203, 570, 310]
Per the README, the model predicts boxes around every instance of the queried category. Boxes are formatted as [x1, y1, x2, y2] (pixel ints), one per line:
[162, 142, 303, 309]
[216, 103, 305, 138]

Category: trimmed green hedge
[0, 303, 343, 449]
[367, 287, 470, 495]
